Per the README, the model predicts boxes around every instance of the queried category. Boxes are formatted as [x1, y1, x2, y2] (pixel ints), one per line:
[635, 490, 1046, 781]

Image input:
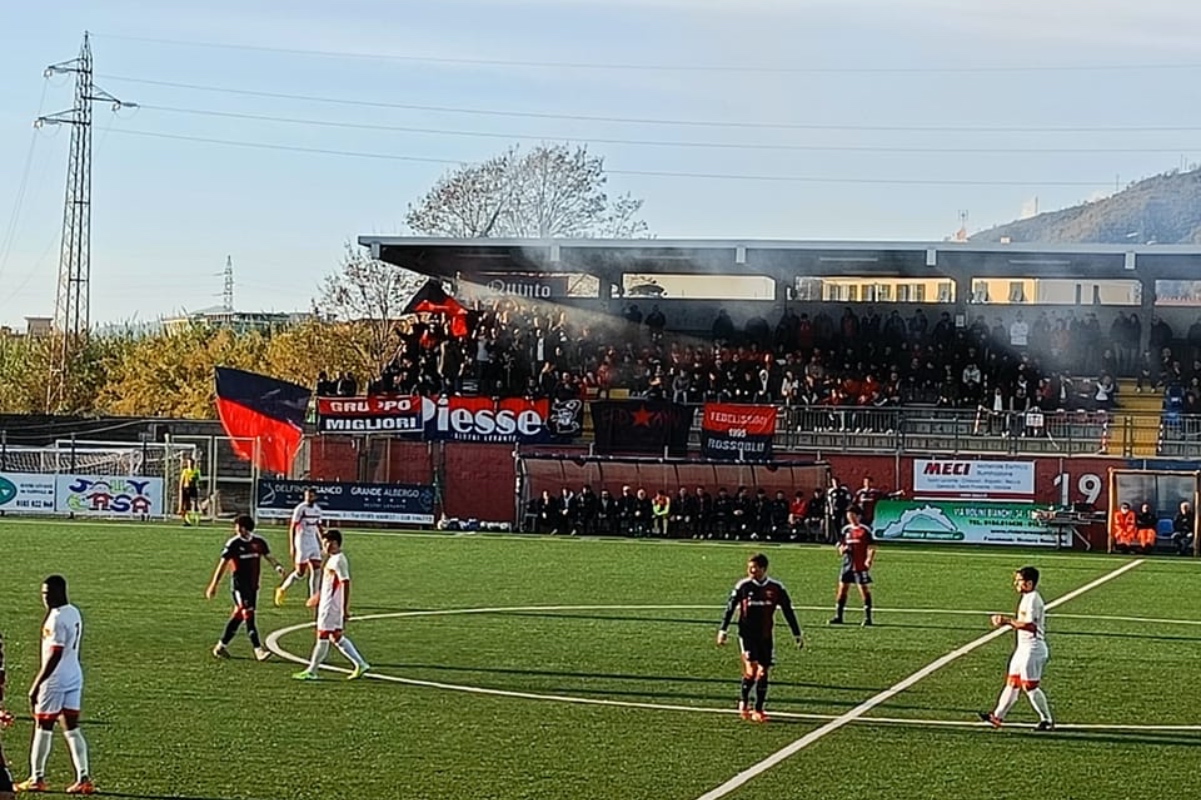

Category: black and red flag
[590, 401, 695, 457]
[404, 279, 471, 337]
[214, 367, 311, 474]
[700, 403, 777, 461]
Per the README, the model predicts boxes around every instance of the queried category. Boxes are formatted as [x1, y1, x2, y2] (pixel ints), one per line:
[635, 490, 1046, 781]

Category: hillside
[971, 168, 1201, 244]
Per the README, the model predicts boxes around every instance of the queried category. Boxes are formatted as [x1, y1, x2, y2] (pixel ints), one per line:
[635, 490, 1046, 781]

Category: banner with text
[256, 479, 436, 524]
[590, 401, 695, 456]
[913, 459, 1035, 501]
[316, 395, 582, 443]
[55, 475, 165, 517]
[872, 499, 1060, 547]
[0, 472, 56, 514]
[700, 403, 777, 461]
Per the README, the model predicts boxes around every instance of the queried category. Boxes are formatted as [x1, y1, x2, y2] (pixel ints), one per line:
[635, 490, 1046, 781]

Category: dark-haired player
[205, 515, 284, 662]
[0, 631, 14, 799]
[829, 505, 876, 626]
[293, 530, 370, 681]
[17, 576, 92, 795]
[979, 566, 1054, 731]
[717, 553, 803, 723]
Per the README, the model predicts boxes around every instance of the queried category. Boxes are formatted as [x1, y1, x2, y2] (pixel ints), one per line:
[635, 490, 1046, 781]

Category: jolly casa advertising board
[872, 499, 1061, 548]
[0, 473, 164, 517]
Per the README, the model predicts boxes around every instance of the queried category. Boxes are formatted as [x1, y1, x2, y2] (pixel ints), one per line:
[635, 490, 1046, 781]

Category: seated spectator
[633, 488, 653, 537]
[595, 489, 617, 535]
[651, 490, 672, 537]
[1111, 501, 1137, 553]
[1173, 501, 1195, 556]
[1135, 502, 1158, 554]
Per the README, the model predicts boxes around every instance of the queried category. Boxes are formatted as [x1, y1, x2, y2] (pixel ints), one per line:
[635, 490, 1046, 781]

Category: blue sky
[2, 0, 1201, 327]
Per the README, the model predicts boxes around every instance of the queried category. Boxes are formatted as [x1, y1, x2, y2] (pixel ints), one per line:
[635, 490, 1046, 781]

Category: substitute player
[275, 488, 324, 606]
[0, 632, 14, 800]
[293, 529, 370, 681]
[979, 566, 1055, 731]
[205, 515, 284, 662]
[178, 457, 201, 527]
[717, 553, 803, 723]
[829, 505, 876, 626]
[16, 576, 93, 795]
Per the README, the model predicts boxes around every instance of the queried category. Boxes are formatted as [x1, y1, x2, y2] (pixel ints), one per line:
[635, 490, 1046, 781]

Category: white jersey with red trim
[41, 604, 83, 692]
[316, 553, 351, 631]
[1015, 590, 1046, 648]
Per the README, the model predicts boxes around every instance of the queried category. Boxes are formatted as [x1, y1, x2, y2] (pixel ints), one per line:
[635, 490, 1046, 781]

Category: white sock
[280, 571, 302, 592]
[63, 729, 89, 780]
[307, 569, 320, 597]
[334, 637, 368, 668]
[1026, 688, 1053, 722]
[992, 684, 1021, 720]
[306, 639, 330, 673]
[31, 729, 53, 778]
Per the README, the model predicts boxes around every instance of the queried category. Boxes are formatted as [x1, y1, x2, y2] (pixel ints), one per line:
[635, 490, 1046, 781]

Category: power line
[135, 103, 1201, 155]
[90, 32, 1201, 75]
[100, 75, 1201, 134]
[107, 128, 1115, 187]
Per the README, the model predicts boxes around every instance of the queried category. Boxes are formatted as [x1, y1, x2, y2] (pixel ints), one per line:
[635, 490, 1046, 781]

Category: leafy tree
[406, 143, 649, 239]
[317, 242, 424, 374]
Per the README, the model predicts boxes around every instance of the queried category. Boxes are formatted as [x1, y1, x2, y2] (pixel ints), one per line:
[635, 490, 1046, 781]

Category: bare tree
[406, 144, 649, 239]
[317, 242, 424, 371]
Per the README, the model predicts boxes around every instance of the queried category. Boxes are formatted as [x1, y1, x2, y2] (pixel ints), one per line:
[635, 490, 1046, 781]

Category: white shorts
[34, 684, 82, 720]
[294, 532, 321, 565]
[1007, 644, 1049, 686]
[316, 608, 345, 636]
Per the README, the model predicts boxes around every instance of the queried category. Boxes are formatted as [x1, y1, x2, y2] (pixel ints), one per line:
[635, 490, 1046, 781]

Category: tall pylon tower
[223, 256, 235, 312]
[36, 32, 135, 411]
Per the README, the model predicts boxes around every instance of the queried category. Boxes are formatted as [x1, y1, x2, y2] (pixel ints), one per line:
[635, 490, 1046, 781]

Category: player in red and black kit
[204, 514, 284, 662]
[0, 632, 15, 800]
[830, 505, 877, 627]
[717, 553, 804, 723]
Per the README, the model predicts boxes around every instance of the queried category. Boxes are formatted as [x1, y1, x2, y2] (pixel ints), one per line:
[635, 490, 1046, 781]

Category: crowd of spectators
[316, 296, 1201, 415]
[525, 474, 901, 542]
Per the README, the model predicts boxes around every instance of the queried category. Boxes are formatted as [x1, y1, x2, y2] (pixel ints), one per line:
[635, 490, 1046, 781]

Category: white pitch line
[692, 558, 1147, 800]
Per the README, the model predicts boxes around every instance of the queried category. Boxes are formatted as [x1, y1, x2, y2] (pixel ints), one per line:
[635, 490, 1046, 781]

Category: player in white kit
[275, 488, 324, 606]
[979, 566, 1055, 731]
[16, 576, 94, 794]
[0, 631, 15, 800]
[293, 529, 370, 681]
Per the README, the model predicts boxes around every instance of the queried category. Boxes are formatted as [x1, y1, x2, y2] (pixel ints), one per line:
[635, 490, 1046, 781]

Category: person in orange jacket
[1135, 502, 1158, 554]
[1111, 501, 1137, 553]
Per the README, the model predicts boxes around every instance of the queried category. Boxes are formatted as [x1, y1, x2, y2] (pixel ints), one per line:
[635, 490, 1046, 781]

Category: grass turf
[0, 520, 1196, 799]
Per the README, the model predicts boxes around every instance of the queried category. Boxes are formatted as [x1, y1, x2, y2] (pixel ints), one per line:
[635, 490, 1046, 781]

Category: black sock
[835, 599, 846, 620]
[863, 593, 874, 622]
[246, 613, 262, 649]
[740, 677, 754, 705]
[221, 616, 241, 645]
[754, 674, 770, 712]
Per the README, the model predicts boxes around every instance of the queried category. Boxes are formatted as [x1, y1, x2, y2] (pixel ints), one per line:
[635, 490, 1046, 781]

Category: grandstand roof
[360, 237, 1201, 281]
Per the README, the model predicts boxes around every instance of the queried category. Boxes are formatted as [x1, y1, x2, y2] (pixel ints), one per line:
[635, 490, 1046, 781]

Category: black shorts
[738, 635, 774, 668]
[0, 760, 12, 793]
[232, 585, 258, 613]
[181, 486, 199, 509]
[840, 568, 873, 585]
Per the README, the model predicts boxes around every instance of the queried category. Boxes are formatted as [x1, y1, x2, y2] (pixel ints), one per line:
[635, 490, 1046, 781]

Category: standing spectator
[1009, 313, 1029, 352]
[694, 486, 714, 539]
[645, 304, 666, 343]
[595, 489, 617, 535]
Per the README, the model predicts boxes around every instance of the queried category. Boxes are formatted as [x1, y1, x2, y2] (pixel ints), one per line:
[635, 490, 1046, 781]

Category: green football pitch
[0, 520, 1197, 800]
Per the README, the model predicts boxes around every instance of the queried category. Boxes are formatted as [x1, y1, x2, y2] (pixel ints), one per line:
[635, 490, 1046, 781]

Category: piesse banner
[700, 403, 777, 461]
[256, 478, 435, 524]
[316, 395, 582, 443]
[872, 499, 1061, 547]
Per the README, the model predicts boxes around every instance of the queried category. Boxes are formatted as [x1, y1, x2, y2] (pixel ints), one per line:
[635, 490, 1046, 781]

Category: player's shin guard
[993, 684, 1021, 720]
[307, 569, 320, 598]
[754, 674, 769, 712]
[63, 729, 89, 781]
[862, 591, 873, 623]
[30, 729, 52, 779]
[739, 677, 754, 705]
[1026, 688, 1053, 723]
[307, 640, 331, 673]
[334, 636, 367, 668]
[221, 615, 242, 645]
[245, 612, 262, 649]
[834, 598, 846, 622]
